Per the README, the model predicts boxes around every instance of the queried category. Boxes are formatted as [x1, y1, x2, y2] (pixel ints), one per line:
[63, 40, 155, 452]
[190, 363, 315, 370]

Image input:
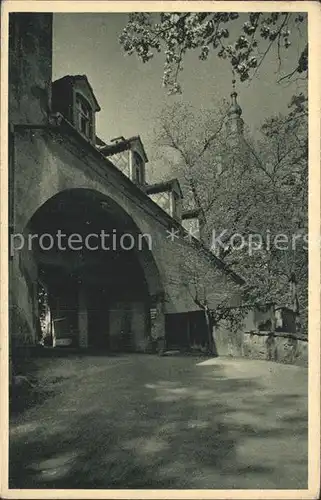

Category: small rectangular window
[133, 152, 144, 184]
[135, 164, 141, 184]
[75, 93, 92, 140]
[171, 190, 181, 219]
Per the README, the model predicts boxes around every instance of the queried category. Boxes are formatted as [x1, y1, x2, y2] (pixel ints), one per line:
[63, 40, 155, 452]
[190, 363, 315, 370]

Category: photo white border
[1, 1, 320, 499]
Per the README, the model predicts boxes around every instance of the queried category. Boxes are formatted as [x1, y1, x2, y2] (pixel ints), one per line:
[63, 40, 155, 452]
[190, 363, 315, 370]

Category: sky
[52, 13, 307, 177]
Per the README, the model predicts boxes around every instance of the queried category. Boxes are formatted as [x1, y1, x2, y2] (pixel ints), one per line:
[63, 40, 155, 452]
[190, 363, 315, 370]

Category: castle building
[8, 13, 244, 354]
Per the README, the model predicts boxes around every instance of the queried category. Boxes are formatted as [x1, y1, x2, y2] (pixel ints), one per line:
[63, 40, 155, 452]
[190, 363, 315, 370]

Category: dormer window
[76, 93, 92, 139]
[145, 178, 183, 222]
[97, 136, 148, 184]
[52, 75, 101, 145]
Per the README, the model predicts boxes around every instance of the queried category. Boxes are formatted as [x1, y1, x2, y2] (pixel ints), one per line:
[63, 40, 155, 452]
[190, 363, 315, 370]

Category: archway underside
[24, 189, 164, 351]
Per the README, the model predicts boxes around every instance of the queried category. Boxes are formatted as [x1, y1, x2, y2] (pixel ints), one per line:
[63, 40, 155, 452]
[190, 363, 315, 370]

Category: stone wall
[11, 125, 242, 348]
[242, 332, 308, 366]
[215, 325, 308, 366]
[9, 13, 52, 124]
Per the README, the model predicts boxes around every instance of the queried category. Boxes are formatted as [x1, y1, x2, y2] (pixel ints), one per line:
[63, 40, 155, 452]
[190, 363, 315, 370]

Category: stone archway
[10, 188, 165, 352]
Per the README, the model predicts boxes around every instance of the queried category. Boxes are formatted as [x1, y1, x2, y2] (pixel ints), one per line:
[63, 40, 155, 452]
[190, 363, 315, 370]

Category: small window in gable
[135, 164, 141, 183]
[133, 152, 144, 184]
[172, 190, 180, 218]
[75, 93, 92, 139]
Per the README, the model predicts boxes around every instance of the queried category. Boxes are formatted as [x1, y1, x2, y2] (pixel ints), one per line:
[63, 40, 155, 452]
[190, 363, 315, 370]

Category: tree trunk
[290, 273, 301, 333]
[290, 273, 300, 313]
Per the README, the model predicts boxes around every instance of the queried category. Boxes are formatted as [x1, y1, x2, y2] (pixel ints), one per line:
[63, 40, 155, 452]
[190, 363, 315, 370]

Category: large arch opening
[22, 188, 164, 351]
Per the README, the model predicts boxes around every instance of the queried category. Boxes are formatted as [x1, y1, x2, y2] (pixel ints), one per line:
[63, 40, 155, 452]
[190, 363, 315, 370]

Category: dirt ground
[9, 354, 308, 489]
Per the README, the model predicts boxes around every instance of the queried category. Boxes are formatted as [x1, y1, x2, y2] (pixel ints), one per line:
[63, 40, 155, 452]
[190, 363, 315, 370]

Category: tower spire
[226, 75, 244, 136]
[228, 77, 242, 117]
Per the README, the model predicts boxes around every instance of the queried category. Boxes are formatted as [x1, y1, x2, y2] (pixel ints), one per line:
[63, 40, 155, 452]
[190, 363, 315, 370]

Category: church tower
[225, 79, 244, 138]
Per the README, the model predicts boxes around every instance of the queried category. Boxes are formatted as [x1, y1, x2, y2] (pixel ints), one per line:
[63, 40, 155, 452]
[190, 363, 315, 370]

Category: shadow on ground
[9, 355, 308, 489]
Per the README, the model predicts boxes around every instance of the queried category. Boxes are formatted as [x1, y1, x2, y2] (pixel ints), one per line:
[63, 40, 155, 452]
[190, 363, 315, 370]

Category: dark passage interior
[27, 189, 152, 351]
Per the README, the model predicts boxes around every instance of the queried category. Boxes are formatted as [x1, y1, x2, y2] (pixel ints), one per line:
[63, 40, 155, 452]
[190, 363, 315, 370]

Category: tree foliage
[120, 12, 307, 93]
[153, 94, 308, 332]
[119, 10, 308, 334]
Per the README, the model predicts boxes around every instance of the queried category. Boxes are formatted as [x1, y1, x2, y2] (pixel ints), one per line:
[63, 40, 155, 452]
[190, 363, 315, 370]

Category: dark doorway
[39, 267, 79, 347]
[165, 310, 216, 353]
[165, 313, 189, 350]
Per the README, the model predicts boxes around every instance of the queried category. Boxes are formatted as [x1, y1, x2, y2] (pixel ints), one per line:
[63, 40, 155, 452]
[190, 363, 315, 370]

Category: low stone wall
[242, 331, 308, 366]
[215, 325, 308, 366]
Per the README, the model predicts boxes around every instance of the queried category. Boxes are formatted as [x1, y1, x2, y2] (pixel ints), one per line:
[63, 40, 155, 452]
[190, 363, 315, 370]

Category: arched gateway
[8, 13, 243, 358]
[14, 188, 164, 352]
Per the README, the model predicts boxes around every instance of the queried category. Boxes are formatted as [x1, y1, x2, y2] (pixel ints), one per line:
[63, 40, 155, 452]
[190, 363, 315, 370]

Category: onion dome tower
[226, 78, 244, 136]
